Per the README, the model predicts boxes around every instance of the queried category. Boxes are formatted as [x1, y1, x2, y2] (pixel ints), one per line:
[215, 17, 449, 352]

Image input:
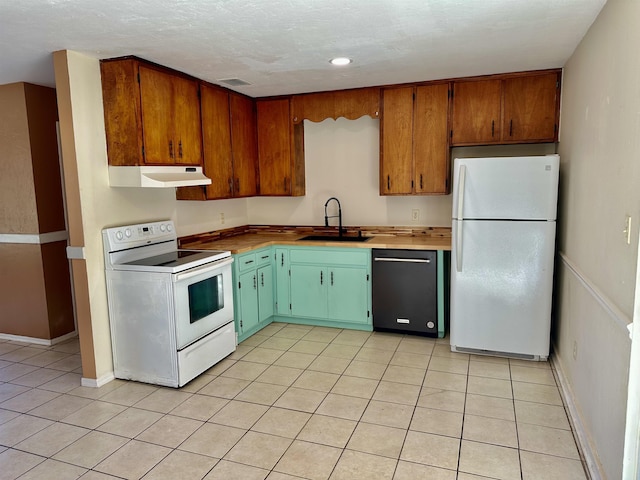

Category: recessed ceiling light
[330, 57, 352, 66]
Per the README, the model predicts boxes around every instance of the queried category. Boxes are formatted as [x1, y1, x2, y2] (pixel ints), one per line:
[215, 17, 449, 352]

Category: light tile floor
[0, 324, 588, 479]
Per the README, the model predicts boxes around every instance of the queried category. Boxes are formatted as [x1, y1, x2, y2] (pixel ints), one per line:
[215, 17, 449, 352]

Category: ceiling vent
[218, 78, 251, 87]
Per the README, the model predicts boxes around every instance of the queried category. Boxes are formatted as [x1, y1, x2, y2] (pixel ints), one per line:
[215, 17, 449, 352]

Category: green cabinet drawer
[237, 252, 257, 273]
[289, 248, 368, 266]
[256, 249, 272, 267]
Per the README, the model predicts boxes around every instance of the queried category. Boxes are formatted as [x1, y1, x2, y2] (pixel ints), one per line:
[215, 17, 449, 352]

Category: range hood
[109, 166, 211, 188]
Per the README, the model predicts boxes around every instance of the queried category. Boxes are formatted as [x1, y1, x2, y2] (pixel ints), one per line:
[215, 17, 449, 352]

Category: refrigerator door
[452, 155, 559, 221]
[450, 219, 556, 359]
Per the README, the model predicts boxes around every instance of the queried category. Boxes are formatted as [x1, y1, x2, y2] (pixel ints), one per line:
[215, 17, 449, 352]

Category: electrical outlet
[573, 340, 578, 360]
[411, 209, 420, 223]
[624, 215, 632, 245]
[220, 212, 225, 225]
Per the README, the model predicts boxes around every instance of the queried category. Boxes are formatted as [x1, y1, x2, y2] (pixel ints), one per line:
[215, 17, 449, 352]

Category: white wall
[555, 0, 640, 478]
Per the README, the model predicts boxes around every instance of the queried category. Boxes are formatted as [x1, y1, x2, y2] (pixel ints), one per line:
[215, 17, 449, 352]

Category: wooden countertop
[180, 227, 451, 254]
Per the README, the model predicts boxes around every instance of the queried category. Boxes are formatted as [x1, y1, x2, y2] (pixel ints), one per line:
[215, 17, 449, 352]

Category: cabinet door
[503, 73, 559, 143]
[257, 264, 274, 323]
[275, 248, 291, 316]
[139, 66, 174, 164]
[172, 75, 202, 165]
[201, 85, 234, 198]
[290, 265, 327, 319]
[257, 99, 291, 195]
[327, 267, 369, 324]
[230, 93, 258, 197]
[380, 87, 414, 194]
[414, 84, 450, 194]
[451, 79, 502, 145]
[238, 270, 259, 334]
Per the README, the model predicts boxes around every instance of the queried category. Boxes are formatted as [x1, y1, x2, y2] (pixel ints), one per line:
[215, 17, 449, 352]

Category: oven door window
[188, 274, 224, 324]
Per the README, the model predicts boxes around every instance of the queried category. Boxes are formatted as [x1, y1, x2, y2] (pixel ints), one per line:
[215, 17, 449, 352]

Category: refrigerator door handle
[456, 219, 463, 272]
[455, 164, 466, 272]
[457, 164, 466, 220]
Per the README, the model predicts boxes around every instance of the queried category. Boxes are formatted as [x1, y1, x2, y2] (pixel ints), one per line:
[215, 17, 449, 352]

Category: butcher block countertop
[179, 225, 452, 254]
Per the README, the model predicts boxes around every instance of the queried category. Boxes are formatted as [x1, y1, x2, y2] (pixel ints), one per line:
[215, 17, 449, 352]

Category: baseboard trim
[552, 354, 605, 480]
[81, 372, 115, 388]
[0, 329, 77, 346]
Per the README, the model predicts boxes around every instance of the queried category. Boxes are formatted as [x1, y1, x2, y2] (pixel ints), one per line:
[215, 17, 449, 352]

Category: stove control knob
[160, 224, 166, 232]
[167, 224, 173, 232]
[124, 228, 132, 238]
[115, 230, 123, 241]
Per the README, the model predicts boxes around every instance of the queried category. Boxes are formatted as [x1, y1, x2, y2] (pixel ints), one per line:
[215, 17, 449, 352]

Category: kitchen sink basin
[297, 235, 372, 243]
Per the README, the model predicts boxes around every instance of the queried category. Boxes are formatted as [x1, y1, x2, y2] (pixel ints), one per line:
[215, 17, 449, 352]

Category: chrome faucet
[324, 197, 344, 237]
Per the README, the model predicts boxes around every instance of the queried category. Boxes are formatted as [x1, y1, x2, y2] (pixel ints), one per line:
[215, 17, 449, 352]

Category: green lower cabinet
[290, 265, 328, 318]
[327, 266, 369, 324]
[237, 270, 259, 336]
[274, 248, 291, 316]
[233, 248, 274, 342]
[257, 264, 274, 322]
[283, 247, 372, 330]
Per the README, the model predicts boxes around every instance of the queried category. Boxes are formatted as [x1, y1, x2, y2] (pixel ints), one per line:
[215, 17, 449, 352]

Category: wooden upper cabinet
[503, 72, 559, 142]
[101, 58, 203, 166]
[229, 93, 259, 197]
[380, 84, 450, 195]
[380, 87, 414, 195]
[291, 87, 380, 123]
[177, 84, 234, 200]
[414, 84, 450, 194]
[451, 70, 561, 146]
[177, 87, 259, 201]
[256, 98, 305, 196]
[451, 79, 502, 145]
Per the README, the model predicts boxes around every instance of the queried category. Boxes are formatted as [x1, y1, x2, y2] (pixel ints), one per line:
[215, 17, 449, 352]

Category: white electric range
[102, 220, 236, 387]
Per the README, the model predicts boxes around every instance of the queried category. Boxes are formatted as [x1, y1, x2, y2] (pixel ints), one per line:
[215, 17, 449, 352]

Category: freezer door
[450, 219, 556, 358]
[452, 155, 559, 221]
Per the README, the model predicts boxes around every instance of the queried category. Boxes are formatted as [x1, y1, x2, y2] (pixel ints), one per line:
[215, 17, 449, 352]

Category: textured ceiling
[0, 0, 606, 97]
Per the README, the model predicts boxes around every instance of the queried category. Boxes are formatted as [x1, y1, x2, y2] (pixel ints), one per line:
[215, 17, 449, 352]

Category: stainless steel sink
[297, 235, 372, 243]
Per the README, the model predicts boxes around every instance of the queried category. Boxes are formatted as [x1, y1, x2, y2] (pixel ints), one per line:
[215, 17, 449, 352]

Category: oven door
[172, 257, 234, 350]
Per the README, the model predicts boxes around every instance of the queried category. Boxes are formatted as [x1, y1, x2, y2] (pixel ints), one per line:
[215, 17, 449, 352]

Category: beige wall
[555, 0, 640, 478]
[54, 51, 178, 383]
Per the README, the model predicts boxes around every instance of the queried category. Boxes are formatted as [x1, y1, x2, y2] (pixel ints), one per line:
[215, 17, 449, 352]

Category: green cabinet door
[258, 264, 274, 323]
[290, 264, 328, 319]
[328, 266, 369, 324]
[275, 248, 290, 316]
[238, 269, 259, 334]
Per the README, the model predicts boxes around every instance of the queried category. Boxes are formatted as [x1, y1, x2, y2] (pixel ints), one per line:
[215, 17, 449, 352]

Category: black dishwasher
[371, 249, 438, 336]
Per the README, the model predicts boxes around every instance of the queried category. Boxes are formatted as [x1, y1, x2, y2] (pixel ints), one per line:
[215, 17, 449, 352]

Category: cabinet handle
[178, 140, 183, 158]
[420, 174, 423, 190]
[253, 275, 257, 289]
[261, 272, 264, 287]
[281, 253, 284, 266]
[509, 119, 513, 137]
[169, 140, 174, 159]
[491, 120, 495, 138]
[261, 255, 269, 260]
[228, 178, 233, 195]
[244, 260, 254, 265]
[330, 271, 334, 286]
[320, 271, 323, 285]
[387, 175, 390, 190]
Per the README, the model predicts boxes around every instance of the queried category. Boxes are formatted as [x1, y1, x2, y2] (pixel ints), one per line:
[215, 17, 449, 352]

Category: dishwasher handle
[373, 257, 431, 264]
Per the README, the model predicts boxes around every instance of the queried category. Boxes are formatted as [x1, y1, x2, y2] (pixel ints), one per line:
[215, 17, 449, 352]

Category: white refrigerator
[450, 154, 559, 360]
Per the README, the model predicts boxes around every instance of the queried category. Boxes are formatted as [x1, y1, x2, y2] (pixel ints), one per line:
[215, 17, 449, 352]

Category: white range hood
[108, 165, 211, 188]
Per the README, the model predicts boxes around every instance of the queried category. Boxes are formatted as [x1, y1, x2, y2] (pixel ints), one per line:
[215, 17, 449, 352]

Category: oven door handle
[174, 257, 234, 282]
